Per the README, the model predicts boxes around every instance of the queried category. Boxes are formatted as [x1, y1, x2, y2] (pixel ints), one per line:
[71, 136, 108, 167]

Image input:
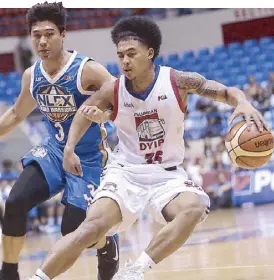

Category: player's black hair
[111, 16, 162, 61]
[26, 1, 68, 33]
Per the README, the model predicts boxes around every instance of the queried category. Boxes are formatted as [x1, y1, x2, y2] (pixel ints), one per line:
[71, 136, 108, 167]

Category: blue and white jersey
[30, 50, 113, 166]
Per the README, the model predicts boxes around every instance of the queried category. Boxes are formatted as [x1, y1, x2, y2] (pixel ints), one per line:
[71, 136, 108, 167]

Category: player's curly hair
[26, 1, 68, 33]
[111, 16, 162, 61]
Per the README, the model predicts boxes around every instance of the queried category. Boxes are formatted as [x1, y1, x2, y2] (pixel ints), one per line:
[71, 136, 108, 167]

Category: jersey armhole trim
[29, 61, 37, 100]
[170, 68, 187, 114]
[111, 79, 119, 121]
[77, 57, 95, 95]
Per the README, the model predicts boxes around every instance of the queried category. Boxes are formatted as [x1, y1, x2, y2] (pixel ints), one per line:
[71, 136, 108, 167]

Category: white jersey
[112, 66, 187, 168]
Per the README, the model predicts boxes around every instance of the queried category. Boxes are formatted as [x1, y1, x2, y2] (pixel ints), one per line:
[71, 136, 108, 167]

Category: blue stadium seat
[223, 59, 240, 70]
[198, 55, 213, 64]
[198, 48, 210, 57]
[106, 63, 120, 76]
[213, 52, 229, 62]
[265, 43, 274, 51]
[243, 39, 257, 49]
[6, 80, 20, 91]
[182, 51, 195, 60]
[240, 56, 251, 66]
[254, 72, 268, 83]
[166, 60, 181, 69]
[177, 61, 189, 71]
[254, 53, 268, 63]
[235, 75, 248, 87]
[0, 73, 4, 81]
[218, 77, 230, 86]
[192, 63, 208, 73]
[245, 64, 258, 75]
[229, 49, 245, 59]
[207, 61, 223, 72]
[245, 46, 261, 57]
[154, 56, 164, 65]
[261, 61, 274, 72]
[181, 57, 198, 69]
[259, 36, 273, 47]
[213, 69, 226, 80]
[167, 53, 179, 63]
[6, 88, 19, 97]
[227, 42, 242, 52]
[0, 80, 7, 89]
[228, 67, 241, 76]
[6, 71, 22, 81]
[213, 45, 226, 55]
[223, 59, 235, 69]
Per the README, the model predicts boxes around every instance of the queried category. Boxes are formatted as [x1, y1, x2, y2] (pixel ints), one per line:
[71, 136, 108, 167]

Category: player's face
[31, 21, 65, 61]
[117, 40, 154, 80]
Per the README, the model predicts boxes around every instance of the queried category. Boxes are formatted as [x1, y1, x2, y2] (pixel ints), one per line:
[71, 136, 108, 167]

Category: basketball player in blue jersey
[0, 2, 119, 280]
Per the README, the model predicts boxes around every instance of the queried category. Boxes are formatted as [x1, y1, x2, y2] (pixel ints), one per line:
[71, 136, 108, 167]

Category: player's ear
[61, 30, 66, 39]
[148, 48, 154, 60]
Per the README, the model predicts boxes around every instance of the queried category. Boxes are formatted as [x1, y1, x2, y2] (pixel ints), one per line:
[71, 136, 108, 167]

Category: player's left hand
[229, 101, 268, 132]
[63, 147, 83, 177]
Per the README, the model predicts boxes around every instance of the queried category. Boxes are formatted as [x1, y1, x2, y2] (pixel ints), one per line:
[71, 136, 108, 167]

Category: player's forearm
[195, 80, 247, 108]
[0, 107, 23, 136]
[65, 112, 92, 151]
[174, 70, 248, 108]
[225, 87, 248, 108]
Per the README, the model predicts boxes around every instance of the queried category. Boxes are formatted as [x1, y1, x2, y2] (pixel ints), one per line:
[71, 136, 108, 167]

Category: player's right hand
[63, 147, 83, 177]
[79, 105, 111, 123]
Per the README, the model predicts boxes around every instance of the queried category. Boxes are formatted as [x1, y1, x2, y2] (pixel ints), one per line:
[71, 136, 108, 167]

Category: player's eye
[127, 53, 136, 58]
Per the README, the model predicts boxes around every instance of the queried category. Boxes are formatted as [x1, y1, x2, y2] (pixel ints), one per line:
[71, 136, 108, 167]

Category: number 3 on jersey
[55, 122, 65, 141]
[145, 150, 163, 164]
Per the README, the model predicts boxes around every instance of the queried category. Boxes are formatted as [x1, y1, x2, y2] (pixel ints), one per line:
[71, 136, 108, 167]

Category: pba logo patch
[31, 146, 48, 158]
[36, 84, 77, 123]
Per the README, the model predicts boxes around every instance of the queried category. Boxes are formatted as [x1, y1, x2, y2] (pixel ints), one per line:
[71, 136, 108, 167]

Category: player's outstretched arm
[173, 69, 268, 132]
[65, 61, 115, 151]
[0, 68, 36, 136]
[64, 78, 115, 176]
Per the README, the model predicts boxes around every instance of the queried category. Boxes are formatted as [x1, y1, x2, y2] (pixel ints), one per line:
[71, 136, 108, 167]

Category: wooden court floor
[5, 203, 274, 280]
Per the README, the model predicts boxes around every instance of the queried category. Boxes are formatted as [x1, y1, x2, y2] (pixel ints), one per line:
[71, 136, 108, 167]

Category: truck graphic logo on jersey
[36, 84, 77, 122]
[134, 110, 165, 142]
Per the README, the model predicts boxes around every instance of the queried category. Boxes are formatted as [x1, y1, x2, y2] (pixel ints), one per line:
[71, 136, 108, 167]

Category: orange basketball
[225, 119, 274, 169]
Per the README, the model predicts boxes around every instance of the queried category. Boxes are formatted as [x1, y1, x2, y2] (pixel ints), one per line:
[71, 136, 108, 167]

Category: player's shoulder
[81, 59, 116, 85]
[82, 59, 107, 74]
[22, 66, 32, 82]
[101, 79, 117, 92]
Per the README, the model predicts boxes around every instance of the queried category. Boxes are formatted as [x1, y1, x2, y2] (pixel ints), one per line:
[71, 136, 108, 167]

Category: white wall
[0, 9, 236, 65]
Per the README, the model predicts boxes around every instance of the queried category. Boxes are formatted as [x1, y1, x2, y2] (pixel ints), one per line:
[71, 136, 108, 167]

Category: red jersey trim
[111, 79, 119, 121]
[170, 69, 187, 114]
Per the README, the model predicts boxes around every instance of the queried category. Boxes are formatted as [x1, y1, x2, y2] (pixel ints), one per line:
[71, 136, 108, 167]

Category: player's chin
[38, 51, 52, 60]
[123, 70, 135, 80]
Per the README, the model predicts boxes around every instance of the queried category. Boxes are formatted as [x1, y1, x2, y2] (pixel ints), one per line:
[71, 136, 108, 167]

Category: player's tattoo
[174, 70, 229, 103]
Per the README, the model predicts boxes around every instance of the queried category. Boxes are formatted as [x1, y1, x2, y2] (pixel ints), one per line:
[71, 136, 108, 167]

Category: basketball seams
[236, 157, 253, 168]
[226, 120, 273, 169]
[225, 123, 248, 153]
[234, 146, 273, 157]
[225, 121, 246, 142]
[228, 133, 273, 152]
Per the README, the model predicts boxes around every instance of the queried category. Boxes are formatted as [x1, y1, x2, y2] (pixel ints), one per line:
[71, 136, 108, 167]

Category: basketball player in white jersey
[27, 16, 267, 280]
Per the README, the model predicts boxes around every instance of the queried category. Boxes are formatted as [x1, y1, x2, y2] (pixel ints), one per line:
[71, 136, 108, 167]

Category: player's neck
[42, 50, 70, 77]
[131, 64, 155, 94]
